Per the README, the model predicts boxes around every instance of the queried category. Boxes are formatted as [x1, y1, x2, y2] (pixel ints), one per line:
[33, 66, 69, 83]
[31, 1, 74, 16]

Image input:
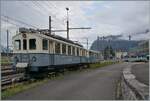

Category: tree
[104, 46, 115, 60]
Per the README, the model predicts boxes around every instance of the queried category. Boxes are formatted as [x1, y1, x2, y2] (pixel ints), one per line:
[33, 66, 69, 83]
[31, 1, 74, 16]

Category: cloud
[89, 1, 150, 37]
[1, 1, 149, 48]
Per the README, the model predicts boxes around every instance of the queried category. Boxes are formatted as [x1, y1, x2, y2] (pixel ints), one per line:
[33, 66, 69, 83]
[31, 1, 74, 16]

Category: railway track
[1, 65, 26, 91]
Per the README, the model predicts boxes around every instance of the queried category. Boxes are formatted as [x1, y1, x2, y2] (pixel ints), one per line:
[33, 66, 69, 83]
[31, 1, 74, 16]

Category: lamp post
[66, 7, 69, 39]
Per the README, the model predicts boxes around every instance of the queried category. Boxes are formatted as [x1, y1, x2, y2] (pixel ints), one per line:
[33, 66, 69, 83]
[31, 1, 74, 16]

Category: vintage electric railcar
[12, 28, 103, 72]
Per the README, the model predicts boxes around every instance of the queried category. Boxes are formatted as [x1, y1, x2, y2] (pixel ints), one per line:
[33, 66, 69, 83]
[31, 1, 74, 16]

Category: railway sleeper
[1, 76, 25, 86]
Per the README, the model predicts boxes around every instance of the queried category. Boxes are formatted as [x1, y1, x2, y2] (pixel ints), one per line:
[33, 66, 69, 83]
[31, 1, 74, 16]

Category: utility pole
[83, 37, 89, 50]
[51, 8, 91, 40]
[108, 39, 111, 59]
[49, 16, 51, 35]
[87, 38, 88, 50]
[7, 29, 9, 56]
[82, 37, 89, 50]
[66, 8, 69, 39]
[97, 36, 101, 51]
[97, 36, 98, 51]
[129, 35, 131, 40]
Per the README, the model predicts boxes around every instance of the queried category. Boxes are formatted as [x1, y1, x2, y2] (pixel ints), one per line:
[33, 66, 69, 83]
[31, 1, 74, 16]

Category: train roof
[19, 28, 83, 47]
[45, 34, 83, 47]
[89, 49, 100, 53]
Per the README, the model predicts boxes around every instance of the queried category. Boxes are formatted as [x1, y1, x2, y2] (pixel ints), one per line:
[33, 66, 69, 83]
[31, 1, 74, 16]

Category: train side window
[89, 52, 92, 56]
[68, 46, 71, 55]
[62, 44, 66, 54]
[42, 39, 48, 50]
[77, 48, 79, 56]
[29, 39, 36, 50]
[83, 50, 85, 56]
[80, 49, 82, 56]
[23, 39, 27, 50]
[85, 50, 87, 56]
[72, 47, 75, 56]
[49, 40, 53, 53]
[55, 42, 60, 54]
[15, 40, 21, 50]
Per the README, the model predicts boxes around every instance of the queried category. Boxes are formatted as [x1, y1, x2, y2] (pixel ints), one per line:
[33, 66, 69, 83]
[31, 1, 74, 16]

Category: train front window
[29, 39, 36, 50]
[23, 39, 27, 50]
[15, 40, 21, 50]
[42, 39, 48, 50]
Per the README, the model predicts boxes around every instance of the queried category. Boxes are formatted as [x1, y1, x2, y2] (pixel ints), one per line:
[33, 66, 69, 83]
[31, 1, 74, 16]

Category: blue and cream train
[12, 28, 103, 72]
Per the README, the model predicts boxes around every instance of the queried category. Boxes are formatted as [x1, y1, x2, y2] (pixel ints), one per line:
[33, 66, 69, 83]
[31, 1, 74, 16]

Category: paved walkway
[7, 63, 128, 100]
[132, 63, 149, 85]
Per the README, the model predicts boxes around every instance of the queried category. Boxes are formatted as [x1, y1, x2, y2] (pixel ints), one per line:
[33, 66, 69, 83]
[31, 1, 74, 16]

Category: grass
[1, 73, 67, 99]
[1, 60, 119, 99]
[1, 56, 13, 65]
[1, 79, 49, 99]
[89, 61, 119, 69]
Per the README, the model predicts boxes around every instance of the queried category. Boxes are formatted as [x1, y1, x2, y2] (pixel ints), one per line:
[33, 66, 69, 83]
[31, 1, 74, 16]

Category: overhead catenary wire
[2, 1, 94, 51]
[5, 1, 82, 33]
[1, 18, 19, 28]
[31, 1, 65, 27]
[1, 15, 38, 29]
[2, 1, 92, 42]
[21, 1, 47, 17]
[44, 1, 67, 24]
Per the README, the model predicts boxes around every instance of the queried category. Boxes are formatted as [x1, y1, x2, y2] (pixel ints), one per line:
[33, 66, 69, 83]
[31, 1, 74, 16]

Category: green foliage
[104, 46, 115, 59]
[1, 56, 13, 65]
[89, 61, 117, 69]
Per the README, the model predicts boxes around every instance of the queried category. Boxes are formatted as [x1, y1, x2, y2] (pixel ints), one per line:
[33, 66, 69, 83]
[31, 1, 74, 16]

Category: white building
[115, 51, 127, 59]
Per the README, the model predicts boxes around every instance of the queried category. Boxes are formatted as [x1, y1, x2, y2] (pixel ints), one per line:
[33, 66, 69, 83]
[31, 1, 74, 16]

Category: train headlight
[32, 56, 36, 62]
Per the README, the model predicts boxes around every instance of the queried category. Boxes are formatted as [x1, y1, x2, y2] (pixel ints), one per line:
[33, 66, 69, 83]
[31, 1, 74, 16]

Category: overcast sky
[1, 1, 150, 48]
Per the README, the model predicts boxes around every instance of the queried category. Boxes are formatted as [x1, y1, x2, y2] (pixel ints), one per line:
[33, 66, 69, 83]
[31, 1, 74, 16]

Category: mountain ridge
[90, 39, 139, 52]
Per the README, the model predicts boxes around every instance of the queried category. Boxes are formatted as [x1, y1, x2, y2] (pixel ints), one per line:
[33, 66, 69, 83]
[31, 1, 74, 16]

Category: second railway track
[1, 65, 26, 91]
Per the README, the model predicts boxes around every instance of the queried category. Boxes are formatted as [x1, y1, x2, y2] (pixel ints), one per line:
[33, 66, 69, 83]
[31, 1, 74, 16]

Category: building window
[68, 46, 71, 55]
[15, 40, 21, 50]
[29, 39, 36, 50]
[42, 39, 48, 50]
[55, 42, 60, 54]
[62, 44, 66, 54]
[23, 39, 27, 50]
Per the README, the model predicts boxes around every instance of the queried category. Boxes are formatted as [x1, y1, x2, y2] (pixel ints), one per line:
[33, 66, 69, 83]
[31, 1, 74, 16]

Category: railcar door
[21, 39, 30, 63]
[49, 40, 54, 66]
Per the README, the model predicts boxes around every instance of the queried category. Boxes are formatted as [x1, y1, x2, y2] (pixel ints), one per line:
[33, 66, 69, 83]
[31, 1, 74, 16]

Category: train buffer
[16, 62, 28, 68]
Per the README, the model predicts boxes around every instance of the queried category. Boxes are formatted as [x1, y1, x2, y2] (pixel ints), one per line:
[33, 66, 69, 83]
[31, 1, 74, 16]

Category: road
[132, 63, 149, 85]
[7, 63, 128, 100]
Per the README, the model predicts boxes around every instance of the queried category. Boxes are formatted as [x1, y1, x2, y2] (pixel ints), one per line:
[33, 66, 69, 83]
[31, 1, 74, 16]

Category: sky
[1, 1, 150, 48]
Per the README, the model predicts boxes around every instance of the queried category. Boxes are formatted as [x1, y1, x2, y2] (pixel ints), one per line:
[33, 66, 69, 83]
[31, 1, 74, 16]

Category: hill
[90, 39, 139, 52]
